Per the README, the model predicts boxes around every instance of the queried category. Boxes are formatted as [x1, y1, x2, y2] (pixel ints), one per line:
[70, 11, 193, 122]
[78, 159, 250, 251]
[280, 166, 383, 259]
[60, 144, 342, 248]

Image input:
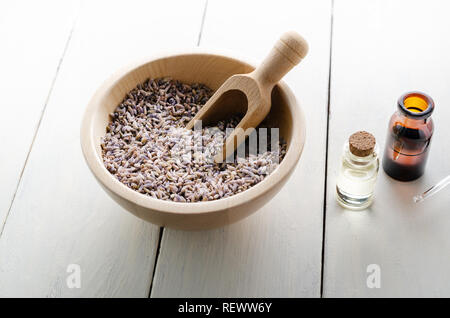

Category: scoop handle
[252, 31, 308, 87]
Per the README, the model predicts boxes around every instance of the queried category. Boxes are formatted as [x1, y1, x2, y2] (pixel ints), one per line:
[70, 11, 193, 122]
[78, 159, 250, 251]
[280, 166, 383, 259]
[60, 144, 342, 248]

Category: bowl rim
[80, 51, 306, 215]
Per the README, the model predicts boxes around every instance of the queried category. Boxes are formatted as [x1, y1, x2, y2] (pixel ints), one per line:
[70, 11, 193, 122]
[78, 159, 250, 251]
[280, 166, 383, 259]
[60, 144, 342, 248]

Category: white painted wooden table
[0, 0, 449, 297]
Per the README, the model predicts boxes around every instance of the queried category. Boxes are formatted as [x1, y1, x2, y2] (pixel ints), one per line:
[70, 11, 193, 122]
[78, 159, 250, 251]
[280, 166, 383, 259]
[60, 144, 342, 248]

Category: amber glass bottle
[382, 92, 434, 181]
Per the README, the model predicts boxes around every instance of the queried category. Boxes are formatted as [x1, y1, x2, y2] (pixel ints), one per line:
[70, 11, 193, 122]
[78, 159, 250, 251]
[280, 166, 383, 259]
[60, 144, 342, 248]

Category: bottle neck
[397, 91, 434, 120]
[343, 143, 378, 166]
[395, 110, 431, 128]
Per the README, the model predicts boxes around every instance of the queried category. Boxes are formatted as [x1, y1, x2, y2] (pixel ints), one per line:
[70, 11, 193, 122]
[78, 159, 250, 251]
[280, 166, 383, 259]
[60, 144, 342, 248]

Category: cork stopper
[349, 131, 376, 157]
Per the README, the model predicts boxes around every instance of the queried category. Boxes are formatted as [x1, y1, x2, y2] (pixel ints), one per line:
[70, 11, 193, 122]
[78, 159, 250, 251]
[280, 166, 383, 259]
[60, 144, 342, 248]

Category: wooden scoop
[186, 31, 308, 163]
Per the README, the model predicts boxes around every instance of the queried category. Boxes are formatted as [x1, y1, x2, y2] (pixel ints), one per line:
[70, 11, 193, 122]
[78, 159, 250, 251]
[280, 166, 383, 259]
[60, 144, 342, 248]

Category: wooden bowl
[80, 53, 306, 230]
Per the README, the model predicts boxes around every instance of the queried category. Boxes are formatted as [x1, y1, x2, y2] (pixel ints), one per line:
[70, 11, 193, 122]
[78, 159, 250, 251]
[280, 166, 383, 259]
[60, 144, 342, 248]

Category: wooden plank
[0, 0, 78, 228]
[151, 0, 332, 297]
[0, 0, 206, 297]
[324, 0, 450, 297]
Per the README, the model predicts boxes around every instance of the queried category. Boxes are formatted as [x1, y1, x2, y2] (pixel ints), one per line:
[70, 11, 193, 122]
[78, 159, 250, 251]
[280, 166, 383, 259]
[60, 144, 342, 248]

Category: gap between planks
[147, 0, 210, 298]
[0, 13, 79, 240]
[320, 0, 334, 298]
[197, 0, 209, 46]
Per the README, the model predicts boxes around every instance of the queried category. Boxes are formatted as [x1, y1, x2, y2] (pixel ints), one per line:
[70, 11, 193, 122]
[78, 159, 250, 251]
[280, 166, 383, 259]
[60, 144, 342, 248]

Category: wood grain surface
[0, 0, 206, 297]
[0, 0, 78, 229]
[3, 0, 450, 298]
[324, 0, 450, 297]
[150, 0, 332, 297]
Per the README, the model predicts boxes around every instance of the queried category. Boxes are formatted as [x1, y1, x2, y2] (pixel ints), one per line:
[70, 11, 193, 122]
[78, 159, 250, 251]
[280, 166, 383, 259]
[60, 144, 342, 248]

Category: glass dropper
[413, 175, 450, 203]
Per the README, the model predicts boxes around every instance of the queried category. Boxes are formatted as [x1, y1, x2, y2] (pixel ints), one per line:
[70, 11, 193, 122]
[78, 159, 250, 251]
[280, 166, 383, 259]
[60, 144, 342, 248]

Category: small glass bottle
[336, 131, 379, 210]
[382, 91, 434, 181]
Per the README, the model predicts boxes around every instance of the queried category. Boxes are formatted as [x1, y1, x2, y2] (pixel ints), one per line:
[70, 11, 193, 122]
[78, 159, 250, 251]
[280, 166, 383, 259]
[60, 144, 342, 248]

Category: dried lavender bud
[101, 78, 287, 202]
